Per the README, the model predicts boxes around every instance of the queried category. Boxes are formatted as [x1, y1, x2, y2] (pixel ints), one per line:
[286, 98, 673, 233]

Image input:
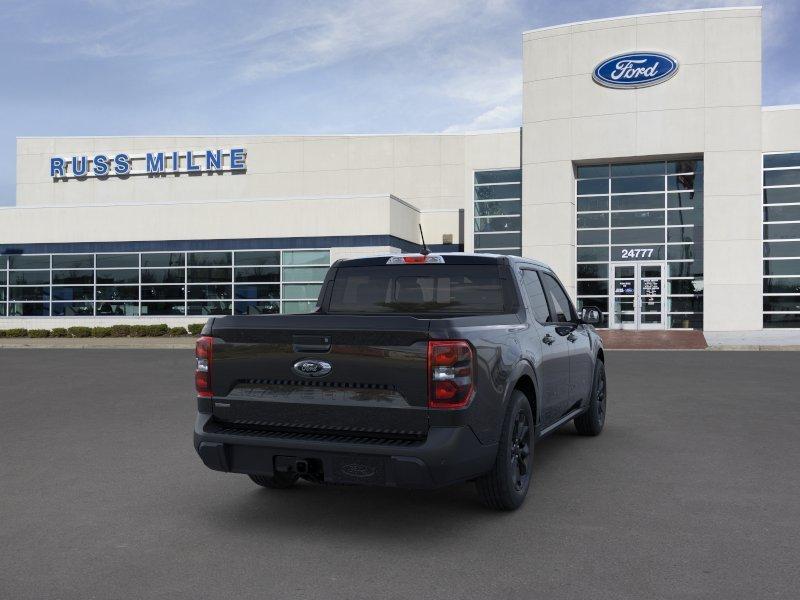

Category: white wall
[763, 106, 800, 152]
[522, 7, 764, 331]
[19, 132, 519, 238]
[0, 194, 417, 245]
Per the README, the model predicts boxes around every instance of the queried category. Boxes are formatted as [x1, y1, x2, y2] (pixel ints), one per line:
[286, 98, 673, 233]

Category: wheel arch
[505, 361, 541, 429]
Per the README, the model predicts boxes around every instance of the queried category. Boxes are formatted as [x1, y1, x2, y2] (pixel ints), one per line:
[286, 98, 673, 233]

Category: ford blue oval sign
[593, 52, 678, 89]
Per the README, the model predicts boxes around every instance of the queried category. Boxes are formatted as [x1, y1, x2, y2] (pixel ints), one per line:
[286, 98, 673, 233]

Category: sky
[1, 0, 798, 206]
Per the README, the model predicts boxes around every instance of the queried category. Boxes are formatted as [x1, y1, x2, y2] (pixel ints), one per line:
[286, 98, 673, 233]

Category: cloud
[235, 0, 486, 81]
[443, 103, 521, 132]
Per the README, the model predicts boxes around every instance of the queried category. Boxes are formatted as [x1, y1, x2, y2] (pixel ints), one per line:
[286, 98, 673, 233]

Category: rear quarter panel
[429, 314, 523, 444]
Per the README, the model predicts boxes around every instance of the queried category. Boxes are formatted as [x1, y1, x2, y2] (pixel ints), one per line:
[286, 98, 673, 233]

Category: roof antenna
[418, 224, 430, 255]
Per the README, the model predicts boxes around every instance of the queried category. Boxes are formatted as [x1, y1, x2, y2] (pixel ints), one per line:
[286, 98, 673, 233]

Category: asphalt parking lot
[1, 350, 798, 600]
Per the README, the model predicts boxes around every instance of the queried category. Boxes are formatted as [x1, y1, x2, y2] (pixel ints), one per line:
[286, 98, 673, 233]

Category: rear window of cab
[327, 265, 510, 315]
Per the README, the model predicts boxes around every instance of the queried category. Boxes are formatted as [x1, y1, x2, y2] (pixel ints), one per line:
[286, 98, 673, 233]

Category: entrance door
[610, 262, 666, 330]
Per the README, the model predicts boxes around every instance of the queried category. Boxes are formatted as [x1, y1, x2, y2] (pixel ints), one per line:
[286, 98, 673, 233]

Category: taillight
[195, 336, 213, 397]
[386, 254, 445, 264]
[428, 340, 474, 409]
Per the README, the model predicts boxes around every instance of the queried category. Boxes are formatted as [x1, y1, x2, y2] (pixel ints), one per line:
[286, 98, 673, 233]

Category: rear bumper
[194, 413, 497, 489]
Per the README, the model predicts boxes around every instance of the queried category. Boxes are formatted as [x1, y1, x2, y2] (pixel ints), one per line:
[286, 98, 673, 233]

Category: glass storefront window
[475, 200, 521, 217]
[234, 267, 280, 282]
[577, 264, 608, 279]
[52, 286, 94, 301]
[283, 300, 317, 314]
[52, 254, 93, 269]
[0, 249, 330, 318]
[577, 197, 608, 212]
[96, 303, 138, 316]
[234, 301, 280, 315]
[10, 287, 50, 301]
[283, 284, 322, 300]
[141, 269, 185, 284]
[9, 271, 50, 285]
[235, 251, 279, 266]
[577, 213, 609, 229]
[140, 302, 185, 316]
[474, 183, 522, 200]
[611, 194, 664, 210]
[9, 255, 49, 269]
[764, 259, 800, 275]
[141, 285, 185, 300]
[8, 303, 48, 316]
[52, 270, 93, 285]
[282, 250, 332, 266]
[96, 254, 137, 268]
[474, 216, 521, 233]
[763, 153, 800, 328]
[52, 302, 94, 316]
[233, 284, 279, 300]
[187, 268, 230, 283]
[96, 269, 138, 284]
[187, 285, 232, 300]
[141, 253, 185, 268]
[187, 252, 231, 267]
[576, 159, 703, 329]
[611, 211, 665, 228]
[187, 302, 232, 316]
[475, 170, 521, 255]
[96, 286, 139, 301]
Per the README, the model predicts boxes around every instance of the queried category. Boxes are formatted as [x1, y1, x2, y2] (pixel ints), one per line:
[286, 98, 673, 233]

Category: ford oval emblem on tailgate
[292, 358, 332, 378]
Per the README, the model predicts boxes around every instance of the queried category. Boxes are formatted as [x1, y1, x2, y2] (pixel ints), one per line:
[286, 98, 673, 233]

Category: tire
[476, 390, 534, 511]
[248, 472, 299, 489]
[574, 359, 606, 436]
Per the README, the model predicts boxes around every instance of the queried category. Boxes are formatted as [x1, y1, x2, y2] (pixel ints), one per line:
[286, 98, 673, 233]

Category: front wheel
[476, 390, 533, 511]
[574, 359, 606, 436]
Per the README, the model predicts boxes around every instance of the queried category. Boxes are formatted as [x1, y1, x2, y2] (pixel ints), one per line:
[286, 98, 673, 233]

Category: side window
[520, 270, 550, 323]
[540, 272, 574, 323]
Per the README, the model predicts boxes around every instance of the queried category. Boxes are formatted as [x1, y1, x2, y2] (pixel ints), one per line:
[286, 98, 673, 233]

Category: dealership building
[2, 6, 799, 334]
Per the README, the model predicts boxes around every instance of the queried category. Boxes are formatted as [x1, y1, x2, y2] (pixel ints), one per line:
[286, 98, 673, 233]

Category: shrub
[167, 326, 188, 337]
[50, 328, 69, 338]
[0, 329, 5, 338]
[4, 328, 28, 337]
[187, 323, 205, 336]
[91, 327, 113, 338]
[68, 326, 92, 338]
[109, 324, 132, 337]
[28, 329, 51, 338]
[145, 324, 169, 337]
[129, 325, 148, 337]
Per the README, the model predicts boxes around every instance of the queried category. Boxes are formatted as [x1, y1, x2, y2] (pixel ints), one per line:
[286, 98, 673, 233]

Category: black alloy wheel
[510, 410, 531, 492]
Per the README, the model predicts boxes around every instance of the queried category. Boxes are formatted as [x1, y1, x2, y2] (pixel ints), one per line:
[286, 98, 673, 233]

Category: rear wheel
[248, 472, 299, 489]
[476, 390, 533, 511]
[574, 359, 606, 436]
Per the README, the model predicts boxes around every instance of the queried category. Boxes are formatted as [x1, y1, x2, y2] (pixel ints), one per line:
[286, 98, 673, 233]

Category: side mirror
[579, 306, 602, 325]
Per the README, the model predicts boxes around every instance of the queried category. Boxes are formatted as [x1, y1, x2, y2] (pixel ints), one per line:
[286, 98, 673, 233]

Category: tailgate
[209, 315, 431, 440]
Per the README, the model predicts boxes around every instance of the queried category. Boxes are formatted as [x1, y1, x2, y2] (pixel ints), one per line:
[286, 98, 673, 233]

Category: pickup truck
[193, 253, 605, 510]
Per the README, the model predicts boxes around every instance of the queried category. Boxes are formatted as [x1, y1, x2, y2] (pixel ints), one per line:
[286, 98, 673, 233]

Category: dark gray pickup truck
[194, 253, 605, 510]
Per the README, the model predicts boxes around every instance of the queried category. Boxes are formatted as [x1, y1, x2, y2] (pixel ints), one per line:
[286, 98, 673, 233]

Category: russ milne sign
[50, 148, 246, 179]
[593, 52, 678, 89]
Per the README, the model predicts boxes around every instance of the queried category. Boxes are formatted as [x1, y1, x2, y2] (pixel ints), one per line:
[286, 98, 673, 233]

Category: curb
[708, 344, 800, 351]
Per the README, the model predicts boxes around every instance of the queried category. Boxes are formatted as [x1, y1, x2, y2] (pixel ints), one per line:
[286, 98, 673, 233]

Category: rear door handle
[542, 333, 555, 345]
[567, 333, 577, 343]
